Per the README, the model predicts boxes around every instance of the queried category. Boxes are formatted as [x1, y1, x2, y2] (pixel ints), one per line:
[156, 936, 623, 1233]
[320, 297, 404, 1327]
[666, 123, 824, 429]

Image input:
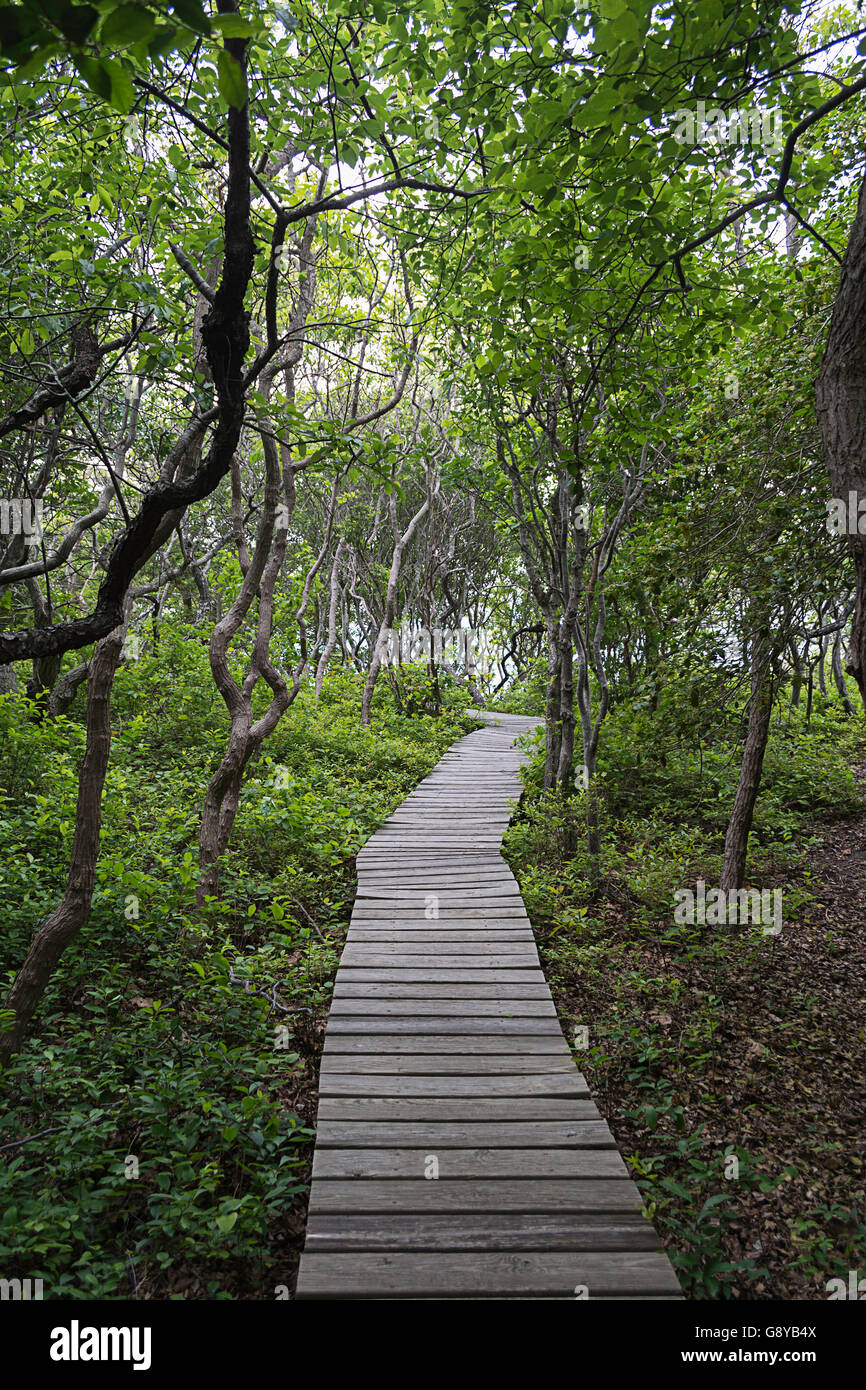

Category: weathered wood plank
[313, 1121, 614, 1147]
[342, 942, 538, 957]
[336, 969, 546, 983]
[332, 981, 553, 999]
[326, 1018, 565, 1035]
[295, 1251, 681, 1299]
[321, 1035, 571, 1054]
[344, 937, 536, 946]
[316, 1097, 599, 1121]
[327, 999, 556, 1016]
[317, 1072, 589, 1096]
[317, 1054, 579, 1074]
[311, 1147, 630, 1179]
[306, 1178, 639, 1213]
[305, 1213, 661, 1252]
[342, 942, 536, 957]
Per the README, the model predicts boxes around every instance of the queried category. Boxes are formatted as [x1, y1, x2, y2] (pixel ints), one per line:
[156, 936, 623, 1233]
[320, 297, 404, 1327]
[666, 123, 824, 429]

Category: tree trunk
[720, 633, 774, 891]
[361, 490, 433, 727]
[817, 169, 866, 709]
[196, 412, 292, 905]
[556, 632, 576, 796]
[543, 623, 561, 791]
[832, 632, 856, 714]
[0, 621, 125, 1065]
[315, 537, 345, 700]
[788, 640, 803, 708]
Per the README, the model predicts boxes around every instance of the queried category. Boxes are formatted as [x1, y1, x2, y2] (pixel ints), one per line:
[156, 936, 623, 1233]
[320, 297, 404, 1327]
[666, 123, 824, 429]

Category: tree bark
[720, 633, 774, 891]
[832, 631, 856, 714]
[361, 487, 435, 727]
[543, 624, 561, 791]
[315, 537, 345, 700]
[0, 621, 125, 1065]
[817, 169, 866, 708]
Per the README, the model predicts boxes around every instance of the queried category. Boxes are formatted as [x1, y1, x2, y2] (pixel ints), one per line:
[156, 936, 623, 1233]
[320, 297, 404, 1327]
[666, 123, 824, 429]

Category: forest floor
[526, 767, 866, 1301]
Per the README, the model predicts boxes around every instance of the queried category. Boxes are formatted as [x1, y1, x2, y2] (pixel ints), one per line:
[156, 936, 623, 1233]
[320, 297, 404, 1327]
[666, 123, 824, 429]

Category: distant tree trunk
[315, 537, 345, 701]
[788, 640, 804, 708]
[543, 624, 561, 791]
[575, 646, 603, 867]
[556, 630, 577, 796]
[832, 632, 856, 715]
[817, 170, 866, 709]
[817, 635, 829, 698]
[0, 621, 125, 1066]
[362, 488, 435, 728]
[196, 412, 293, 905]
[720, 632, 774, 892]
[47, 661, 90, 717]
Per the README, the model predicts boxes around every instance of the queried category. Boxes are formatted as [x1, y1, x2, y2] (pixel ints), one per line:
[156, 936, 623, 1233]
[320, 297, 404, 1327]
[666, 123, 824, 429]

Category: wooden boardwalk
[296, 712, 681, 1299]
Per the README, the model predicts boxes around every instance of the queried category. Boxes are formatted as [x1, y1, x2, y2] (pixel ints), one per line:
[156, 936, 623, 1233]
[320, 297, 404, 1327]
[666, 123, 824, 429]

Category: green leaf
[101, 4, 155, 47]
[55, 4, 100, 45]
[72, 53, 112, 102]
[210, 15, 256, 38]
[215, 1211, 238, 1232]
[170, 0, 211, 36]
[104, 58, 135, 113]
[72, 53, 134, 112]
[216, 49, 247, 109]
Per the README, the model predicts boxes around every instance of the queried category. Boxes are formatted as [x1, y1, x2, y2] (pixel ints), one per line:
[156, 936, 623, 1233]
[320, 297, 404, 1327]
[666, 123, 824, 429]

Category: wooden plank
[326, 1018, 565, 1035]
[344, 937, 536, 946]
[332, 981, 552, 999]
[327, 999, 556, 1016]
[349, 913, 531, 924]
[295, 1251, 682, 1299]
[317, 1073, 589, 1097]
[316, 1098, 600, 1121]
[312, 1148, 630, 1179]
[313, 1121, 614, 1147]
[341, 951, 538, 967]
[317, 1055, 579, 1074]
[307, 1179, 638, 1213]
[335, 970, 546, 983]
[321, 1035, 571, 1054]
[342, 942, 536, 956]
[349, 910, 531, 921]
[305, 1213, 661, 1252]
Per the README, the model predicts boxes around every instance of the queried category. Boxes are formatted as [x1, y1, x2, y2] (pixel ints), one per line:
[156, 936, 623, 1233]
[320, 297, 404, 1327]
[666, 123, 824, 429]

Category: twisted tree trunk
[0, 621, 125, 1066]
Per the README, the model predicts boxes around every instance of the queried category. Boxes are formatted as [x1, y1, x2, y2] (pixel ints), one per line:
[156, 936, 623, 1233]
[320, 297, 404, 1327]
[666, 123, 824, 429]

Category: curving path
[295, 712, 681, 1299]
